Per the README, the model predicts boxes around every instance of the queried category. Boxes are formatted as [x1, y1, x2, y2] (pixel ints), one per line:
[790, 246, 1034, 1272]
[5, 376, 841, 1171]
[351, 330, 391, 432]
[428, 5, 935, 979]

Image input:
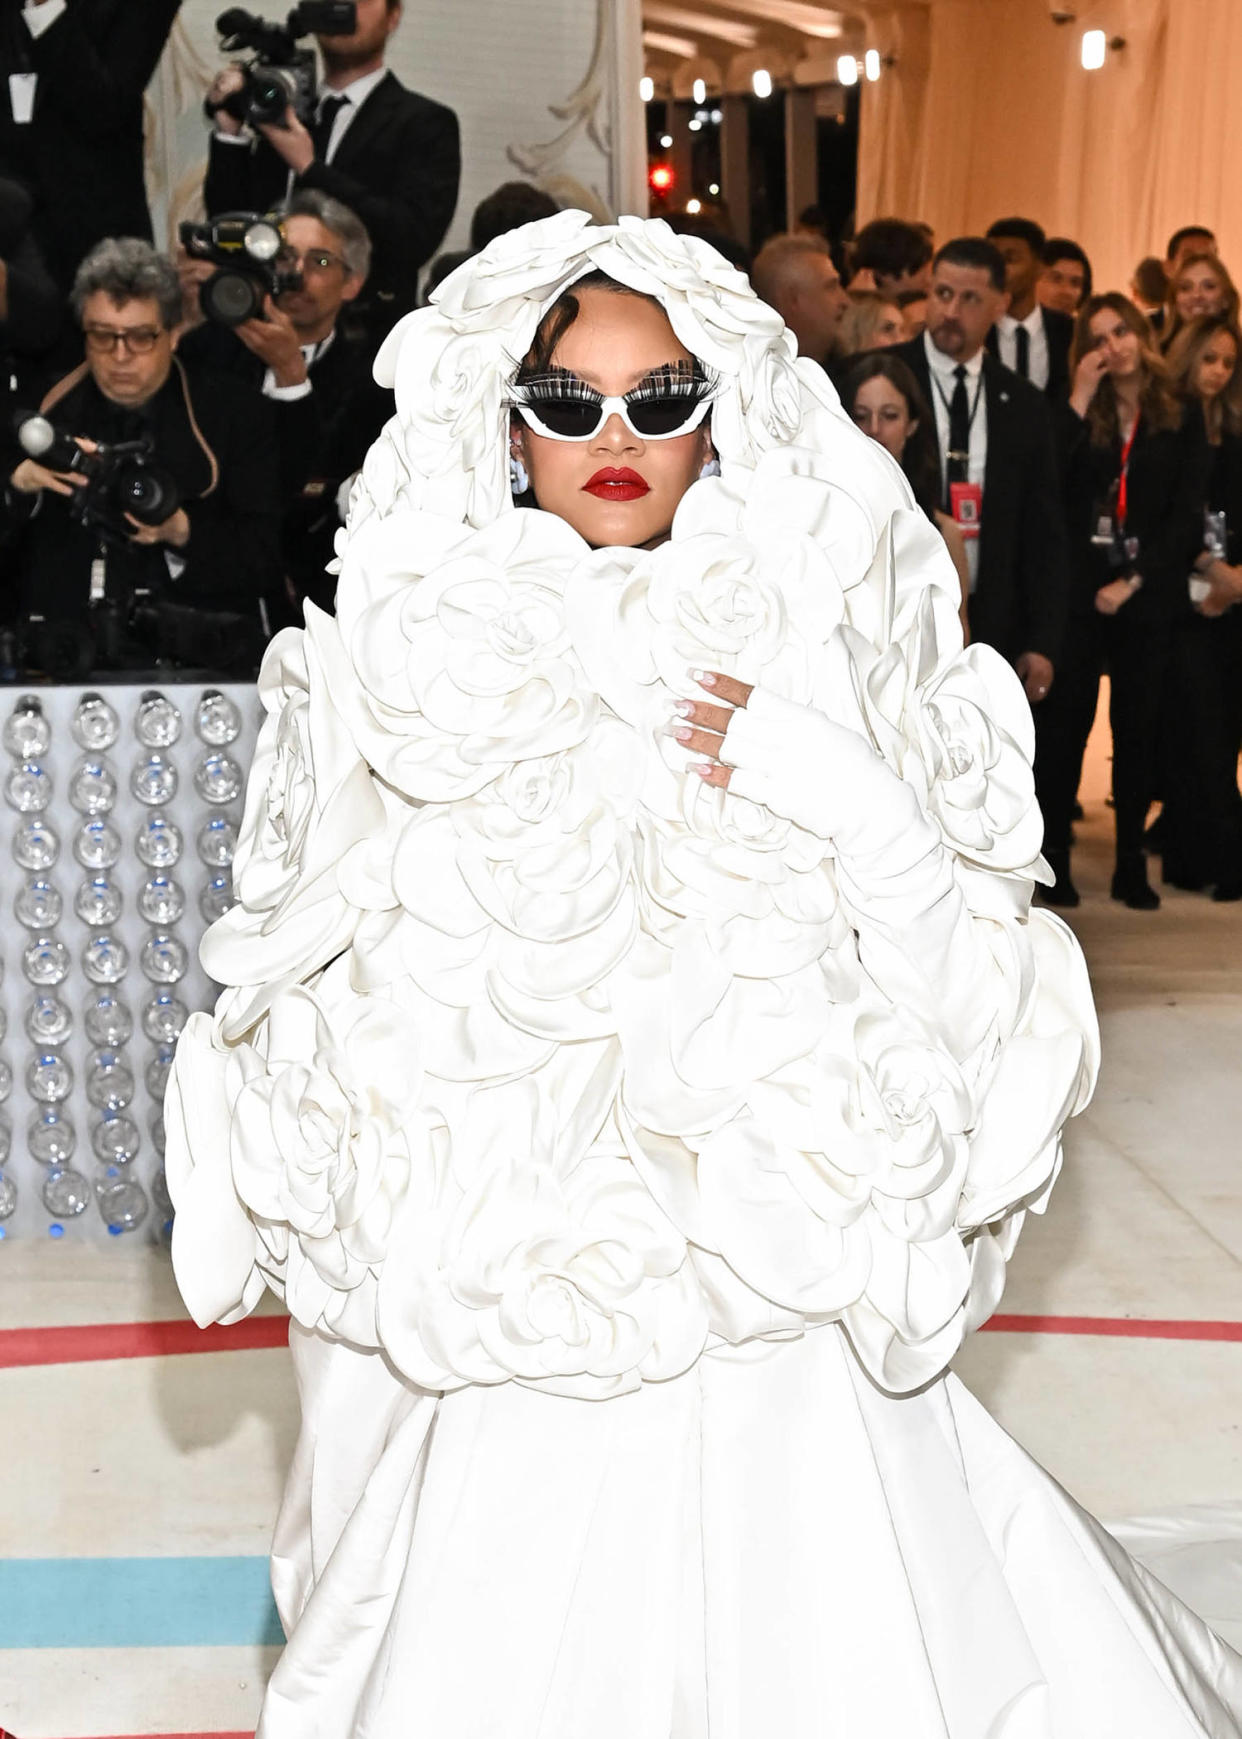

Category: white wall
[144, 0, 644, 263]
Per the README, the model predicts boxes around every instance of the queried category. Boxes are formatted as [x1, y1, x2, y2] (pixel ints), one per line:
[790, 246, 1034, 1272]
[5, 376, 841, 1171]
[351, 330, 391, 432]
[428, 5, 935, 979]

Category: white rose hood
[167, 212, 1098, 1401]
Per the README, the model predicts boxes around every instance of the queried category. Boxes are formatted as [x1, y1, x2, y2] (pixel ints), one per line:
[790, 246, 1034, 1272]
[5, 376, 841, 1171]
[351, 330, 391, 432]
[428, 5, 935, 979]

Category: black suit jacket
[205, 71, 461, 341]
[177, 319, 392, 611]
[0, 0, 181, 289]
[985, 306, 1074, 401]
[893, 335, 1069, 667]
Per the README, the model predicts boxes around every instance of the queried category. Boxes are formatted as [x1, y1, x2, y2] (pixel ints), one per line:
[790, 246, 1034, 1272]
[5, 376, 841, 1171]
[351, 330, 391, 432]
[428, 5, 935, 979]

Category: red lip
[584, 467, 650, 501]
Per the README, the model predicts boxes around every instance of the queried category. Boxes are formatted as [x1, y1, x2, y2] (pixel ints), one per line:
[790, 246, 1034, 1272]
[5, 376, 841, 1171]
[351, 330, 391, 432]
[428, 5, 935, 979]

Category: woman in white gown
[166, 212, 1242, 1737]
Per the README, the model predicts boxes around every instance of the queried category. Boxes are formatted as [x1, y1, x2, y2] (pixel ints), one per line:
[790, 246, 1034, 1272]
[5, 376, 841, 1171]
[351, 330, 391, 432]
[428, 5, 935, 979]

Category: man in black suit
[892, 236, 1067, 708]
[179, 188, 393, 617]
[204, 0, 459, 346]
[0, 0, 181, 291]
[2, 238, 280, 673]
[984, 218, 1074, 400]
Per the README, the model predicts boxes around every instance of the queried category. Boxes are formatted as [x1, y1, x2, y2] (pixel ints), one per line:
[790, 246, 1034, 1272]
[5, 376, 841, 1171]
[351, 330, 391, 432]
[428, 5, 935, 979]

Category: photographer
[204, 0, 459, 345]
[179, 189, 392, 614]
[1, 237, 280, 675]
[0, 0, 181, 291]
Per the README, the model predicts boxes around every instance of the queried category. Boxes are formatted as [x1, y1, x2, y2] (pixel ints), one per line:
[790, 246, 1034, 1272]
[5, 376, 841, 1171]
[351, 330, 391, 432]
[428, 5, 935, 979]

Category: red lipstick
[584, 467, 650, 501]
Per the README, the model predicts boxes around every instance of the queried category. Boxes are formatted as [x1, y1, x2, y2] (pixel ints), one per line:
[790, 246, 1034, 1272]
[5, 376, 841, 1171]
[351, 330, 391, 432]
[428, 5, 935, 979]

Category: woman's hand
[1069, 347, 1109, 418]
[669, 669, 752, 789]
[1094, 576, 1139, 616]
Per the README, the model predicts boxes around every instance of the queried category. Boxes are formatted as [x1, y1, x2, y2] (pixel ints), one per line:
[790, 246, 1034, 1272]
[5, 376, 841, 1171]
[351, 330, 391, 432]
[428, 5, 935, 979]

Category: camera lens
[201, 268, 265, 327]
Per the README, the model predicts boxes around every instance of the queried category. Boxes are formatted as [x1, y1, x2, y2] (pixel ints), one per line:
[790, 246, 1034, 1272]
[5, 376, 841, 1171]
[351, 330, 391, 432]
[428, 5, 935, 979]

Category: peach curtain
[857, 0, 1242, 298]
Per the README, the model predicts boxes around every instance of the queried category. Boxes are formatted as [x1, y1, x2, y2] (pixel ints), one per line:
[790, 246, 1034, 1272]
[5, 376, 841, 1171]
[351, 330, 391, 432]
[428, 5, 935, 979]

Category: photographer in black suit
[179, 188, 392, 616]
[204, 0, 459, 345]
[985, 217, 1074, 399]
[1, 238, 280, 674]
[892, 237, 1068, 707]
[0, 0, 181, 291]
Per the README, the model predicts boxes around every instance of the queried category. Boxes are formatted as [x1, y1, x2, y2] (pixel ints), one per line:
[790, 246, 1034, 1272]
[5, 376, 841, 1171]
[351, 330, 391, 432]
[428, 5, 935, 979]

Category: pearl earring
[510, 450, 531, 495]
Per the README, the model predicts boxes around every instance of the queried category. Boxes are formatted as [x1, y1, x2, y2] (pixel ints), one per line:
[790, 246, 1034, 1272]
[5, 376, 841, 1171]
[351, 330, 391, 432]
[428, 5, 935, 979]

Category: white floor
[3, 705, 1242, 1737]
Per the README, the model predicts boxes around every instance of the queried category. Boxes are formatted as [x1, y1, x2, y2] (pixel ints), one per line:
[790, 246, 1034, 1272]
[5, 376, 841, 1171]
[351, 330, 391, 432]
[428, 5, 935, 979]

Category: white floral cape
[166, 212, 1099, 1400]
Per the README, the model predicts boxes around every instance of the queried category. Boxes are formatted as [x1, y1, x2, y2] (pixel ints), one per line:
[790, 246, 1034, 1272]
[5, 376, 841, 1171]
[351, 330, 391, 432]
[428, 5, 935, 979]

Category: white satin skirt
[257, 1323, 1242, 1738]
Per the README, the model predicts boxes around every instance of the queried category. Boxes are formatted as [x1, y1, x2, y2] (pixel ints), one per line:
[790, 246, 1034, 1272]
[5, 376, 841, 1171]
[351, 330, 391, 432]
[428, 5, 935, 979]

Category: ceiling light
[752, 68, 773, 98]
[660, 133, 673, 148]
[1081, 29, 1105, 68]
[692, 76, 707, 104]
[864, 49, 881, 81]
[640, 76, 654, 102]
[688, 117, 702, 131]
[837, 54, 859, 86]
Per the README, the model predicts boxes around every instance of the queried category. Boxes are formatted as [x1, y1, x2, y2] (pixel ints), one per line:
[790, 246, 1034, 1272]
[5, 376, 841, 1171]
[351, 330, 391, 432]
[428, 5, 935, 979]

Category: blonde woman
[835, 288, 907, 357]
[1162, 250, 1240, 352]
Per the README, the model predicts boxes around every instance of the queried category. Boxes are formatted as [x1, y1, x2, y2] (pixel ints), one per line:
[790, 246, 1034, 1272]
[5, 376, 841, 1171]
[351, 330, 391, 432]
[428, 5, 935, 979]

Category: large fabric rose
[201, 610, 389, 1038]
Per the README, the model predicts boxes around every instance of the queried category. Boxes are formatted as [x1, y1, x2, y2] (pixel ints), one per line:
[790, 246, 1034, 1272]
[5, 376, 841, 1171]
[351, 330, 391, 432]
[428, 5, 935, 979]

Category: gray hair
[71, 237, 182, 331]
[280, 189, 372, 281]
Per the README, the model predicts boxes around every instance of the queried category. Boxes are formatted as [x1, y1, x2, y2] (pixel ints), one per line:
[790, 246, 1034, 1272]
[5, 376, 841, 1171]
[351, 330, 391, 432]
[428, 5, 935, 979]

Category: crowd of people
[0, 0, 1235, 910]
[749, 212, 1242, 912]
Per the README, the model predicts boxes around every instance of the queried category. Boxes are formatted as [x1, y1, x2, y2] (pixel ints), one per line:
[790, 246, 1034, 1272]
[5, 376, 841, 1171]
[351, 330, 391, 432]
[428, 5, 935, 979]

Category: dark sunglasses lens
[531, 400, 602, 438]
[629, 396, 704, 436]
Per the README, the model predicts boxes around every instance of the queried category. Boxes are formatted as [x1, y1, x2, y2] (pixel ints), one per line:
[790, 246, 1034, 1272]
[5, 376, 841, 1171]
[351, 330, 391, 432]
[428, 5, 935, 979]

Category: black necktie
[946, 363, 970, 499]
[1014, 324, 1031, 379]
[311, 94, 348, 162]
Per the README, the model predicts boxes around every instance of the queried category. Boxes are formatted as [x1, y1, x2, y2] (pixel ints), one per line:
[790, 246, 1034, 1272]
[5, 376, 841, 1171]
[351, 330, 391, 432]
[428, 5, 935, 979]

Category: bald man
[751, 233, 849, 367]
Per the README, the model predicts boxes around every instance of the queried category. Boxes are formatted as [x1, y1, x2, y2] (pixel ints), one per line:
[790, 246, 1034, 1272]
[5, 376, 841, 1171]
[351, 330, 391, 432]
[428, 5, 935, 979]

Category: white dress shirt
[262, 330, 336, 403]
[924, 331, 987, 591]
[996, 307, 1050, 391]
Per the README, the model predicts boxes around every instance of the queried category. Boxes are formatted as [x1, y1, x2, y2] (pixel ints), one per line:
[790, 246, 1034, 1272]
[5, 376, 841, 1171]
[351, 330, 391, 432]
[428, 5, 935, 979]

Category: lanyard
[1116, 412, 1140, 528]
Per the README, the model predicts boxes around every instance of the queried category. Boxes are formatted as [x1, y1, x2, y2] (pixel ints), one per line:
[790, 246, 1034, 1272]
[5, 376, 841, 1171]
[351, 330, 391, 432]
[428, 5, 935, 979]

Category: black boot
[1040, 847, 1080, 908]
[1111, 851, 1160, 910]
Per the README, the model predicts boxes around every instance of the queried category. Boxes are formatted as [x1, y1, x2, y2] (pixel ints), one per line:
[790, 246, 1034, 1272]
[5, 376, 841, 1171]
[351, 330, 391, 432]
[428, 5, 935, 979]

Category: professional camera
[178, 212, 302, 325]
[206, 2, 356, 129]
[15, 414, 181, 544]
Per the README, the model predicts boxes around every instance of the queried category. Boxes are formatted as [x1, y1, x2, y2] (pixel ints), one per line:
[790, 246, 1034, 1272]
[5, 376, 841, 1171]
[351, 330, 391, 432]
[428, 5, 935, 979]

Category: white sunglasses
[510, 367, 717, 442]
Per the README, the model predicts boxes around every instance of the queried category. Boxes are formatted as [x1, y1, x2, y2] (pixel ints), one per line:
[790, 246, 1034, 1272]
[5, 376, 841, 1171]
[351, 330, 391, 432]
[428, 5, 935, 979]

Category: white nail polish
[671, 699, 694, 718]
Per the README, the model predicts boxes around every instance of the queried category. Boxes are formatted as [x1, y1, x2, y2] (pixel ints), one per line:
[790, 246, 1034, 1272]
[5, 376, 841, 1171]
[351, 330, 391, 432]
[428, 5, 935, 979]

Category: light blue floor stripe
[0, 1556, 284, 1648]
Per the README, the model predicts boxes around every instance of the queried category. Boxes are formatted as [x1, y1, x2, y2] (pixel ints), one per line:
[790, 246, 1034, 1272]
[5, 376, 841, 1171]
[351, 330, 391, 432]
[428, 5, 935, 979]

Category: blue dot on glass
[108, 1224, 122, 1236]
[48, 1223, 64, 1238]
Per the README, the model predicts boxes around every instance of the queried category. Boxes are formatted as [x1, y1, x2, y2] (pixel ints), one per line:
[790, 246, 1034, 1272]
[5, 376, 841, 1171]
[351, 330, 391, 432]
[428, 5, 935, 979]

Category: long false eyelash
[512, 370, 604, 404]
[513, 362, 720, 403]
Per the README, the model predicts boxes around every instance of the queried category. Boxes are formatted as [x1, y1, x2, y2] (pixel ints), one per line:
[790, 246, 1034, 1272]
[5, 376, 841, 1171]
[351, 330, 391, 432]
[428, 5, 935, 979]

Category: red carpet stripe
[0, 1315, 290, 1369]
[2, 1311, 1242, 1370]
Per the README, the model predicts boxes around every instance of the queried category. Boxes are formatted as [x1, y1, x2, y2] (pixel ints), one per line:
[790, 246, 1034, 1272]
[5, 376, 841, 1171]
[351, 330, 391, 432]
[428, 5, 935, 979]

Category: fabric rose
[201, 610, 389, 1038]
[378, 1082, 709, 1399]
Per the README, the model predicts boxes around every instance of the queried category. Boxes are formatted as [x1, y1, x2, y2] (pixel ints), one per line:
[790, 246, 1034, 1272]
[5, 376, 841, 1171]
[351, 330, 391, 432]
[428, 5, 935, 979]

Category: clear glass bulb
[195, 688, 243, 746]
[138, 874, 185, 925]
[2, 694, 50, 759]
[0, 1058, 11, 1104]
[74, 875, 122, 927]
[42, 1166, 91, 1218]
[74, 817, 122, 870]
[84, 993, 133, 1048]
[0, 1116, 10, 1164]
[86, 1050, 135, 1112]
[15, 877, 62, 930]
[150, 1111, 166, 1155]
[199, 872, 235, 923]
[22, 934, 70, 986]
[97, 1175, 149, 1234]
[28, 1108, 76, 1166]
[27, 1052, 73, 1103]
[130, 753, 178, 807]
[6, 760, 52, 813]
[13, 818, 59, 870]
[135, 813, 183, 869]
[140, 930, 188, 984]
[193, 751, 243, 806]
[68, 758, 117, 816]
[71, 691, 120, 751]
[82, 933, 129, 985]
[25, 996, 72, 1047]
[151, 1164, 172, 1216]
[91, 1113, 141, 1166]
[196, 814, 238, 868]
[135, 689, 182, 748]
[0, 1169, 16, 1220]
[142, 993, 188, 1044]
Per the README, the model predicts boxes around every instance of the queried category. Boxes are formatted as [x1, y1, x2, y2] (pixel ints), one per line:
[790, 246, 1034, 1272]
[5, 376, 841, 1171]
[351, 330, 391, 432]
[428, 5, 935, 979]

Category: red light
[649, 164, 674, 193]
